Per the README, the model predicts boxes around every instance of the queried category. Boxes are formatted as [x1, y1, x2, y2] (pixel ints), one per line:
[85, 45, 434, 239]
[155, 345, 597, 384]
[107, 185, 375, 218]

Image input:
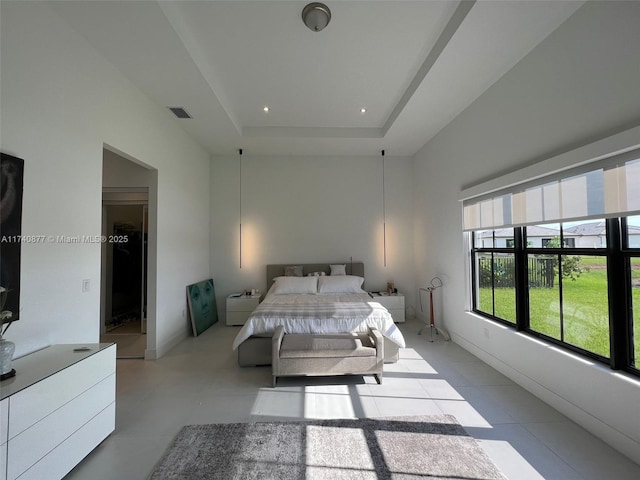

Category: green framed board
[186, 279, 218, 336]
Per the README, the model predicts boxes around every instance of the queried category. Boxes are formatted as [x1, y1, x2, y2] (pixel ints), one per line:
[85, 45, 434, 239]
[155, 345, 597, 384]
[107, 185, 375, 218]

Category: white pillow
[272, 276, 318, 294]
[317, 275, 365, 294]
[330, 264, 347, 275]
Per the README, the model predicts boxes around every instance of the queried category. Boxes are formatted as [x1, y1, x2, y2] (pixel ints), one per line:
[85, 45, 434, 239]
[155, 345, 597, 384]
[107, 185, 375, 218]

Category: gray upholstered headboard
[266, 262, 365, 289]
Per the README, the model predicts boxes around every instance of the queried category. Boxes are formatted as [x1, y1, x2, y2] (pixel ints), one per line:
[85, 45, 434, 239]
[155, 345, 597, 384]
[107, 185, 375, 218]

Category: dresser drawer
[8, 346, 115, 439]
[14, 402, 115, 480]
[1, 398, 7, 480]
[8, 374, 115, 480]
[1, 398, 8, 445]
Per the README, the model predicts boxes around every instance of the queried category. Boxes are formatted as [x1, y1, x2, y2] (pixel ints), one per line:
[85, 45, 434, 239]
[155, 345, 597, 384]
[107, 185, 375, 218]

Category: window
[624, 215, 640, 369]
[630, 256, 639, 369]
[470, 218, 637, 373]
[526, 223, 609, 358]
[464, 143, 640, 376]
[472, 229, 516, 324]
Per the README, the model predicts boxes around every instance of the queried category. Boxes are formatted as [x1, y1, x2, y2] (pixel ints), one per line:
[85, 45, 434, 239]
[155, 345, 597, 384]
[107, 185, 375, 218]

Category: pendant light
[382, 149, 387, 267]
[239, 148, 243, 269]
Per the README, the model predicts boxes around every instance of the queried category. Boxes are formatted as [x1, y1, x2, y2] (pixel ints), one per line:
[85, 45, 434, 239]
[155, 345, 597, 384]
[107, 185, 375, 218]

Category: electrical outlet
[182, 309, 186, 318]
[82, 279, 90, 293]
[483, 327, 490, 339]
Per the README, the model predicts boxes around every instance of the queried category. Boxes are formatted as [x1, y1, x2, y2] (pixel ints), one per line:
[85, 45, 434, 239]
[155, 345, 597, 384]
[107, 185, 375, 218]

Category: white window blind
[463, 148, 640, 231]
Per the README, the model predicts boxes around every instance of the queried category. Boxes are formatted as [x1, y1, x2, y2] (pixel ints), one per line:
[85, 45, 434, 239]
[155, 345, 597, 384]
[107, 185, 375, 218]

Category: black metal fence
[479, 255, 555, 288]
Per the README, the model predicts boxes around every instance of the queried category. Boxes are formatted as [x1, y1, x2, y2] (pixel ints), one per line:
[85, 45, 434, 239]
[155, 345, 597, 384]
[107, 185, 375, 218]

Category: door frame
[101, 144, 158, 359]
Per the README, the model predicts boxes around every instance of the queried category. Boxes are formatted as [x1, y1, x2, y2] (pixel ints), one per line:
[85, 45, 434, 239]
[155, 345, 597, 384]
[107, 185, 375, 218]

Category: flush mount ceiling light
[302, 2, 331, 32]
[360, 108, 367, 114]
[263, 106, 270, 113]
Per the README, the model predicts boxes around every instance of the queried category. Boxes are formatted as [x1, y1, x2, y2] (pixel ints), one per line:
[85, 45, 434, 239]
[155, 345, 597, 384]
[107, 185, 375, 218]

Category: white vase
[0, 338, 15, 375]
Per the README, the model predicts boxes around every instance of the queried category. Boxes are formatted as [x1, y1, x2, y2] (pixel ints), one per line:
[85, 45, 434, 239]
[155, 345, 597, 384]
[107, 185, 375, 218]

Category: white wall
[103, 149, 155, 189]
[0, 2, 210, 359]
[413, 1, 640, 463]
[210, 154, 415, 322]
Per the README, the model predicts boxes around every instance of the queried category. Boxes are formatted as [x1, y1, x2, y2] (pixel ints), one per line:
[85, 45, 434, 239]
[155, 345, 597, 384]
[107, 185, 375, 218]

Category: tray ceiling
[49, 1, 584, 156]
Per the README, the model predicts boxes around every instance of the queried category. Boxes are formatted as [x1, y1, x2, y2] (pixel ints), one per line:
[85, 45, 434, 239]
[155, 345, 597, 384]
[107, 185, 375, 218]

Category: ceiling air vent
[167, 107, 192, 119]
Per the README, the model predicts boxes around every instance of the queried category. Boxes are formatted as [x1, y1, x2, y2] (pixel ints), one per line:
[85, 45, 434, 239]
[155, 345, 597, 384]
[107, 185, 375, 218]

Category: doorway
[100, 201, 148, 358]
[101, 146, 157, 360]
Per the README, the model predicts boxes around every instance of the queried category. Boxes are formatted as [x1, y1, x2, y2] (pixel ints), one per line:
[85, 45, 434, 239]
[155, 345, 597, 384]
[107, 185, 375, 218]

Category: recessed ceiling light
[360, 108, 367, 114]
[263, 106, 270, 113]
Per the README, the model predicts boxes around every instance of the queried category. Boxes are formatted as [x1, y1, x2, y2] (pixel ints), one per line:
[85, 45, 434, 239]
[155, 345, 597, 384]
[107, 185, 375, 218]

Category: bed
[233, 262, 405, 366]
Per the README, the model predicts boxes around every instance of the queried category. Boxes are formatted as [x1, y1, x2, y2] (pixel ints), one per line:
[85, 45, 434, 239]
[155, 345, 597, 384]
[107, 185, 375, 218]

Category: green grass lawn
[479, 256, 640, 363]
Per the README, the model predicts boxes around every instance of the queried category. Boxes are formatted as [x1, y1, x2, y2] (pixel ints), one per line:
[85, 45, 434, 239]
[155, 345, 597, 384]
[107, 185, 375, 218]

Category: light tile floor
[66, 318, 640, 479]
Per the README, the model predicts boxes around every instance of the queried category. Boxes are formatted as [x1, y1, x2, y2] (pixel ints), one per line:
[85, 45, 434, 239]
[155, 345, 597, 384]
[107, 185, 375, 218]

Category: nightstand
[370, 292, 405, 323]
[226, 294, 260, 326]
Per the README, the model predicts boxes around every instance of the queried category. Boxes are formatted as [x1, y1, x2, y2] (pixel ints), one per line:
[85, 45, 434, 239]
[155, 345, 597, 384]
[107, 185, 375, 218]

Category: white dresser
[0, 343, 116, 480]
[226, 294, 261, 326]
[370, 293, 406, 323]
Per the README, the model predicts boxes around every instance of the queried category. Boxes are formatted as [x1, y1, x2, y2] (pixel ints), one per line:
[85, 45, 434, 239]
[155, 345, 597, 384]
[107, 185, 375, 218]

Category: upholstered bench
[271, 325, 383, 387]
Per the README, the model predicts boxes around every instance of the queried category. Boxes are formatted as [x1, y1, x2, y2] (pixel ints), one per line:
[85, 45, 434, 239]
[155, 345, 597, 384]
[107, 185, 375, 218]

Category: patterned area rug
[148, 415, 506, 480]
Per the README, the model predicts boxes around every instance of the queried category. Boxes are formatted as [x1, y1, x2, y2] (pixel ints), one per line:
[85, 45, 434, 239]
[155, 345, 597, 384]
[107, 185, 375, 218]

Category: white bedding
[232, 292, 406, 350]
